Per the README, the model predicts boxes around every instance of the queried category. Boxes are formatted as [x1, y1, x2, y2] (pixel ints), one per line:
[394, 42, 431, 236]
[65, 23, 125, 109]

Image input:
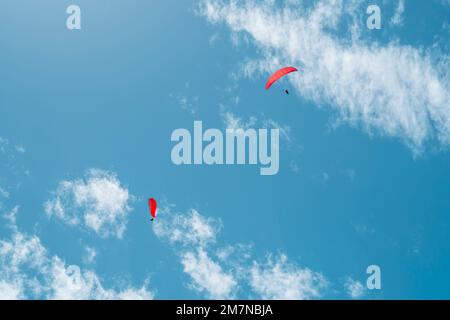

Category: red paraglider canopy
[148, 198, 157, 220]
[265, 66, 298, 90]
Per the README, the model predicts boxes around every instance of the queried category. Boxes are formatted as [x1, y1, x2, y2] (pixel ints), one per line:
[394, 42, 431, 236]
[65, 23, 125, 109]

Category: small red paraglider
[148, 198, 157, 221]
[265, 66, 298, 92]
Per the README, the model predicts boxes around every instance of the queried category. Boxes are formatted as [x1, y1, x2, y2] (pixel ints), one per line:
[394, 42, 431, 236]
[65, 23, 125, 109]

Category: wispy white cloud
[181, 248, 237, 299]
[153, 207, 236, 298]
[3, 205, 19, 227]
[45, 169, 134, 239]
[0, 137, 29, 180]
[221, 110, 293, 146]
[390, 0, 405, 26]
[200, 0, 450, 153]
[0, 137, 8, 154]
[344, 277, 365, 299]
[209, 32, 220, 45]
[179, 95, 200, 115]
[221, 110, 257, 130]
[0, 229, 154, 300]
[154, 208, 221, 247]
[49, 259, 153, 300]
[154, 206, 327, 299]
[83, 246, 97, 265]
[170, 83, 200, 115]
[14, 145, 25, 154]
[0, 186, 9, 199]
[0, 138, 26, 156]
[250, 254, 327, 300]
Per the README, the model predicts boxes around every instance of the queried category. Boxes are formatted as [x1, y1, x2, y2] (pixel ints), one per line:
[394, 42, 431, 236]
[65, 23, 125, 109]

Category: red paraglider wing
[148, 198, 157, 218]
[265, 67, 298, 90]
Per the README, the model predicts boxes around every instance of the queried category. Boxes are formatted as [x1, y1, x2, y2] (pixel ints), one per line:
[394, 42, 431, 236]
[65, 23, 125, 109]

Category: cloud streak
[250, 254, 327, 300]
[154, 208, 236, 299]
[390, 0, 405, 26]
[200, 0, 450, 153]
[153, 205, 327, 299]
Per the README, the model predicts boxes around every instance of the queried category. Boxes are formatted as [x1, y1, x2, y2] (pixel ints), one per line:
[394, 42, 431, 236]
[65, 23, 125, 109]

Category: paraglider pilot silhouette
[265, 66, 298, 95]
[148, 198, 157, 222]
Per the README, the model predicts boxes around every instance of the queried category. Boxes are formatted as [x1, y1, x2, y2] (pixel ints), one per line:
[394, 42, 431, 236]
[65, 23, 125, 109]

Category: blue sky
[0, 0, 449, 299]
